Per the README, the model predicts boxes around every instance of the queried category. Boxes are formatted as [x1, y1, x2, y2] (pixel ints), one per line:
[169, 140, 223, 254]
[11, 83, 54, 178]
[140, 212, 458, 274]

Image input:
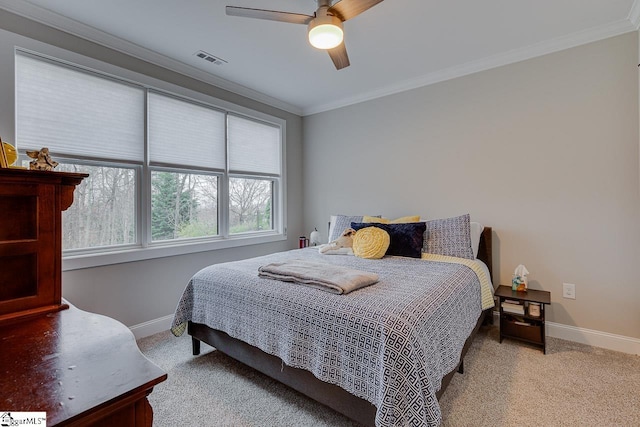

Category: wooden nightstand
[495, 285, 551, 354]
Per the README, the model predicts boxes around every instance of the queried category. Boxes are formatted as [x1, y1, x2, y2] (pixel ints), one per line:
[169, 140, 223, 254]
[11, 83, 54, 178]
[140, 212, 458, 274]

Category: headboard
[477, 226, 493, 281]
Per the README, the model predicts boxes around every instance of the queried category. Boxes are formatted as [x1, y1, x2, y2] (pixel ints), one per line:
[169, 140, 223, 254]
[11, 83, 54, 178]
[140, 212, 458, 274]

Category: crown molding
[303, 18, 637, 116]
[629, 0, 640, 29]
[0, 0, 302, 116]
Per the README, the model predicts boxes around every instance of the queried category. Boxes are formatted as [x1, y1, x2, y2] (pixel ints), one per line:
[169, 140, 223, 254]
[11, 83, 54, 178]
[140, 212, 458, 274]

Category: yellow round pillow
[352, 227, 390, 259]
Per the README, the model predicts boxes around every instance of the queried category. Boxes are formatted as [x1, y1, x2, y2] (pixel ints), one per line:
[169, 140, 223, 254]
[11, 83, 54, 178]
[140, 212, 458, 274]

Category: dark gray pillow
[423, 214, 474, 259]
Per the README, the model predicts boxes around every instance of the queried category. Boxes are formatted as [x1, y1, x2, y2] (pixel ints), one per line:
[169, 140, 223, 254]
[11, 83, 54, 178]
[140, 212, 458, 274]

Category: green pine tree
[151, 172, 198, 240]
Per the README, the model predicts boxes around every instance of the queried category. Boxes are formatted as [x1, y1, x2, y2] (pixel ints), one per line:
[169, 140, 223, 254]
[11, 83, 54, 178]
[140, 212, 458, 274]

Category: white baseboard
[130, 314, 174, 340]
[545, 321, 640, 355]
[492, 311, 640, 355]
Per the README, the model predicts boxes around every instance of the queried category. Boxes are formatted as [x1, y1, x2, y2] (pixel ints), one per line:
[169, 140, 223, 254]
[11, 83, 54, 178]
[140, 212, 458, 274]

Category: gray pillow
[423, 214, 474, 259]
[328, 215, 364, 242]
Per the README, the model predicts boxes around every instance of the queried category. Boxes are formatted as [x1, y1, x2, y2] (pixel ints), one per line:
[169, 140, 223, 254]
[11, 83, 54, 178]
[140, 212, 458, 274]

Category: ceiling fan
[226, 0, 384, 70]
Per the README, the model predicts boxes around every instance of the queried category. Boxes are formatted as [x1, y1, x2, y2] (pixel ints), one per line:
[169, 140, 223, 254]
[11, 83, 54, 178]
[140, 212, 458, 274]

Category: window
[151, 171, 218, 241]
[59, 163, 137, 250]
[227, 114, 281, 235]
[229, 177, 273, 233]
[15, 50, 285, 266]
[147, 92, 225, 243]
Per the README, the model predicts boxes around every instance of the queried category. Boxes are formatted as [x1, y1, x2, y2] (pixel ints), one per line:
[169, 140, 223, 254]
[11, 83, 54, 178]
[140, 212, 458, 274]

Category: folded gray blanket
[258, 259, 379, 294]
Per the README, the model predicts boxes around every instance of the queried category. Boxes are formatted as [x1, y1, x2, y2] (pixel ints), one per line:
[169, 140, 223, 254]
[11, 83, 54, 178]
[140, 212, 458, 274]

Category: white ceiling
[1, 0, 639, 115]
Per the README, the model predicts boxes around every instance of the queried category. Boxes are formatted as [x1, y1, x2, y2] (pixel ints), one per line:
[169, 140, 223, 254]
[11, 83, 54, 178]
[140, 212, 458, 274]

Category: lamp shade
[308, 15, 343, 50]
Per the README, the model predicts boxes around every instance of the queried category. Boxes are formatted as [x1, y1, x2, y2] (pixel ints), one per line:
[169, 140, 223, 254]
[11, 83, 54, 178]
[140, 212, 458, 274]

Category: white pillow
[470, 222, 484, 259]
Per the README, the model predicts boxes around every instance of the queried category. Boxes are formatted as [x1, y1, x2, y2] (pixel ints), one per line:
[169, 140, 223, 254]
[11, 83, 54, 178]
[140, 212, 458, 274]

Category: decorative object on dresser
[0, 169, 167, 426]
[3, 141, 17, 167]
[0, 136, 8, 168]
[0, 139, 23, 169]
[495, 285, 551, 354]
[26, 147, 59, 171]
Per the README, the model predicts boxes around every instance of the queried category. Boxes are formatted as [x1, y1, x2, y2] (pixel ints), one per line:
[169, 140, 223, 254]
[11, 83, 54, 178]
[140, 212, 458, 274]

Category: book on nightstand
[501, 302, 525, 315]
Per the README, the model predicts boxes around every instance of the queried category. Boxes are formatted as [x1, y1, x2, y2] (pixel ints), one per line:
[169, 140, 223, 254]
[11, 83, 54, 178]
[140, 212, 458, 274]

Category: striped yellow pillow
[362, 215, 421, 224]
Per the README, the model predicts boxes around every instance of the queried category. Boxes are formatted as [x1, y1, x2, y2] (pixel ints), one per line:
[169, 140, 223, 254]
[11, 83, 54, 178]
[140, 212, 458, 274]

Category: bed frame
[188, 227, 493, 426]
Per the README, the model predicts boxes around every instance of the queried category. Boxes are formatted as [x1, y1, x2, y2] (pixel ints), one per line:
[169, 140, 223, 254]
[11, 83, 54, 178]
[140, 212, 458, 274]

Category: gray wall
[303, 33, 640, 339]
[0, 10, 303, 327]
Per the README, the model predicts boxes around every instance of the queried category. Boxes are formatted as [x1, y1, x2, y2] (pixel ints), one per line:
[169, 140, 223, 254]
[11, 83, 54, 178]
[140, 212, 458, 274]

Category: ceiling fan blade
[328, 0, 384, 22]
[327, 42, 350, 70]
[226, 6, 313, 25]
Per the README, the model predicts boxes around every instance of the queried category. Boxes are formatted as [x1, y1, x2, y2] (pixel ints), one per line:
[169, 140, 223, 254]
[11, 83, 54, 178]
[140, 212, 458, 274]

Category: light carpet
[137, 325, 640, 426]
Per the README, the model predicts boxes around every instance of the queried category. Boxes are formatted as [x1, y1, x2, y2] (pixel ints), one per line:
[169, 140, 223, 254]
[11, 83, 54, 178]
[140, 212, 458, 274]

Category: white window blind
[228, 114, 281, 175]
[15, 52, 144, 161]
[148, 92, 226, 170]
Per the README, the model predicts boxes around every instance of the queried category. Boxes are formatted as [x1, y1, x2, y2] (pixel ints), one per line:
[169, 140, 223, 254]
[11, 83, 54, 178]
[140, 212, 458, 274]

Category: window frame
[14, 49, 287, 271]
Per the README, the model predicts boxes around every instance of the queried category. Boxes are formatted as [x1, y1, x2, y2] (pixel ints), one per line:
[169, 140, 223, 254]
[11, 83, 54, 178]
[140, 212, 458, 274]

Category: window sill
[62, 233, 287, 271]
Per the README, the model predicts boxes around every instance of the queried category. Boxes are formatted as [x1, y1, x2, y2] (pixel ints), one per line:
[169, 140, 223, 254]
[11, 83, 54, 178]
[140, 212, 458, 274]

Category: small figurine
[26, 147, 59, 171]
[319, 228, 356, 253]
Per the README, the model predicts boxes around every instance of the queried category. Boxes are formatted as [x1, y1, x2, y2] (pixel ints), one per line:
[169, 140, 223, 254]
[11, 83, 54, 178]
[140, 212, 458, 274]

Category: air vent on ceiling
[194, 50, 228, 66]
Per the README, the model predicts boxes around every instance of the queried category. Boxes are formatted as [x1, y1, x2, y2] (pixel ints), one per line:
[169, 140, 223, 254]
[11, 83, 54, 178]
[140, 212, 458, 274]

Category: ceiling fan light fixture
[308, 15, 343, 50]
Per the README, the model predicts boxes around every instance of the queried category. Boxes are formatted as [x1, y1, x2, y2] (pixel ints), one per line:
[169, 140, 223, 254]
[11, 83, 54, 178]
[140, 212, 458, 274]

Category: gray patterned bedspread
[171, 248, 484, 427]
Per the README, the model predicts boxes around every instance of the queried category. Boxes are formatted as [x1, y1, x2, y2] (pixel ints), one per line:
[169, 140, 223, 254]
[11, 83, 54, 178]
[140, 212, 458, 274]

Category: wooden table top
[0, 303, 167, 425]
[495, 285, 551, 304]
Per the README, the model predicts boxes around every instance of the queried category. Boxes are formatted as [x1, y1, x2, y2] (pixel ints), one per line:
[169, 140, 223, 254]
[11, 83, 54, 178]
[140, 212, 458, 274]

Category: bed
[172, 219, 494, 427]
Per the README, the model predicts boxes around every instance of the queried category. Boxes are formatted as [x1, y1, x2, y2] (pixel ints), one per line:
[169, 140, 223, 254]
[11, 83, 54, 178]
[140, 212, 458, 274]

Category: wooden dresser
[0, 168, 87, 323]
[0, 169, 167, 426]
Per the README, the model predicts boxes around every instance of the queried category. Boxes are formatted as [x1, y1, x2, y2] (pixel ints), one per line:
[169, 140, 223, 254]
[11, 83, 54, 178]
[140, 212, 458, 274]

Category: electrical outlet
[563, 283, 576, 299]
